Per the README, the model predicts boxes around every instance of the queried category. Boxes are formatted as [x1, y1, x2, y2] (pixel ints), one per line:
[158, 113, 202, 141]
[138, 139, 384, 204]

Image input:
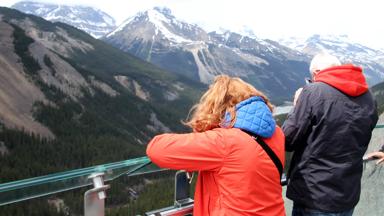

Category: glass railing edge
[1, 124, 382, 206]
[0, 185, 89, 206]
[0, 156, 150, 192]
[2, 125, 382, 190]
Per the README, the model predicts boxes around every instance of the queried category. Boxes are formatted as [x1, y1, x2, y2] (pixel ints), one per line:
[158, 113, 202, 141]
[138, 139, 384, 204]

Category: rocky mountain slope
[0, 6, 204, 139]
[0, 7, 208, 215]
[103, 7, 310, 103]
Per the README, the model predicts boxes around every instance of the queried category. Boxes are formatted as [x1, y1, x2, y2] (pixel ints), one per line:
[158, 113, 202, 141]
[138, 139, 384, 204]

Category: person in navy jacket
[283, 53, 378, 216]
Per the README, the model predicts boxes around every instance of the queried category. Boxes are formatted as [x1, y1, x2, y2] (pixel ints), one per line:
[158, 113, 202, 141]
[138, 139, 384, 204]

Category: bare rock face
[0, 14, 110, 137]
[146, 112, 171, 133]
[0, 21, 53, 137]
[89, 76, 118, 97]
[0, 9, 124, 137]
[0, 15, 101, 137]
[114, 75, 149, 101]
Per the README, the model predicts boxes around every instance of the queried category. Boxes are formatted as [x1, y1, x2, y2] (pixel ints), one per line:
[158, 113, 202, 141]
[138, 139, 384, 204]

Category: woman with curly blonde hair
[147, 75, 285, 216]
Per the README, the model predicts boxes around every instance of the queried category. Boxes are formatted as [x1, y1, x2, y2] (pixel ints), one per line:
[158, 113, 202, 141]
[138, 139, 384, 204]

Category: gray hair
[309, 53, 341, 75]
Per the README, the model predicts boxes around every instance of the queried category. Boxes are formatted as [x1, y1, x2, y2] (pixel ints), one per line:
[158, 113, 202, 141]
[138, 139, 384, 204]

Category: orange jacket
[147, 127, 285, 216]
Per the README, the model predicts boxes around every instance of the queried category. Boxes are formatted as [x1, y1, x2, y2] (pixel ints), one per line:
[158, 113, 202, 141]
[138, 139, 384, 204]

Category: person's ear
[312, 70, 320, 79]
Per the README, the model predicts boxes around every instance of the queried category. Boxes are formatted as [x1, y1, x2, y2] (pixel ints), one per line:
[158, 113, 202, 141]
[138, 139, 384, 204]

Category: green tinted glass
[0, 125, 383, 212]
[0, 156, 163, 206]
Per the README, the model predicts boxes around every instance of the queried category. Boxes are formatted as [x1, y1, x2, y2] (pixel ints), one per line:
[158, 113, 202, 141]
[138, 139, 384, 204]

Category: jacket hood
[314, 65, 368, 96]
[225, 96, 276, 138]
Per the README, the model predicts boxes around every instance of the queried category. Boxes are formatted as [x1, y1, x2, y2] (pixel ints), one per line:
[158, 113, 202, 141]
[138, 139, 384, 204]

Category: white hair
[309, 53, 341, 75]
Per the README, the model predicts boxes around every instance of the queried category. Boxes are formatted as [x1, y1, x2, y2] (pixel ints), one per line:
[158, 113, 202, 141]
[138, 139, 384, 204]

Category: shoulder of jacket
[211, 128, 233, 140]
[213, 127, 241, 137]
[303, 82, 328, 91]
[213, 128, 253, 143]
[302, 82, 338, 101]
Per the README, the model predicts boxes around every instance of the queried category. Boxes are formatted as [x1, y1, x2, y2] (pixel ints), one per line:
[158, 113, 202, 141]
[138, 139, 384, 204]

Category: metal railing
[0, 124, 383, 216]
[0, 156, 157, 206]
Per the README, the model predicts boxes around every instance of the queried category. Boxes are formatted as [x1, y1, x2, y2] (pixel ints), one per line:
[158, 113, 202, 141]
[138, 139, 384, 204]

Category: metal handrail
[0, 156, 160, 206]
[0, 124, 382, 214]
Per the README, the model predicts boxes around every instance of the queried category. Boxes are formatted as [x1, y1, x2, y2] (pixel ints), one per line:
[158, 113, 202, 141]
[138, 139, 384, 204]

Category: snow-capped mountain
[12, 1, 116, 38]
[279, 34, 384, 85]
[106, 7, 209, 45]
[213, 26, 258, 40]
[103, 7, 309, 103]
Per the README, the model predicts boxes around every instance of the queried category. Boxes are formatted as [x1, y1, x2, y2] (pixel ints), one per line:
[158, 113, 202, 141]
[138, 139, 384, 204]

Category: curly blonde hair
[184, 75, 273, 132]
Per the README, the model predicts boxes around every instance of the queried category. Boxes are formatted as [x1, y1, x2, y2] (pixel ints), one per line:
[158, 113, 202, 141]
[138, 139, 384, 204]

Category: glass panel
[128, 162, 166, 176]
[355, 124, 384, 216]
[0, 156, 151, 206]
[110, 170, 176, 215]
[1, 125, 383, 209]
[284, 125, 384, 215]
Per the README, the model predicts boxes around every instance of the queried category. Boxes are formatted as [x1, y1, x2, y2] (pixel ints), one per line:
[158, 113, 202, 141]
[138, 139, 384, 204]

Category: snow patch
[107, 16, 136, 37]
[146, 9, 192, 43]
[102, 14, 115, 26]
[233, 25, 258, 39]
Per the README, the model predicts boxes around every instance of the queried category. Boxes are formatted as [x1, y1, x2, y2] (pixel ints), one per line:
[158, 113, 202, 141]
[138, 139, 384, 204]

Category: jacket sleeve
[282, 87, 313, 152]
[146, 129, 227, 171]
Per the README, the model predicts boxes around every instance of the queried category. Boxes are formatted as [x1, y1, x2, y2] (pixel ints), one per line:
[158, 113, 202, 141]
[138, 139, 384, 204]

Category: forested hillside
[0, 7, 204, 215]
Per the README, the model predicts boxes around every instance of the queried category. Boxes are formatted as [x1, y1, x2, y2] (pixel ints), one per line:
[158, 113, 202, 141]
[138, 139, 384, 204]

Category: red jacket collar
[314, 65, 368, 96]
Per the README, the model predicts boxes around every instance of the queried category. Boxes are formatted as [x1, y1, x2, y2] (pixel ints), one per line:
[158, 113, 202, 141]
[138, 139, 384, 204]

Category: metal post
[84, 173, 110, 216]
[145, 171, 194, 215]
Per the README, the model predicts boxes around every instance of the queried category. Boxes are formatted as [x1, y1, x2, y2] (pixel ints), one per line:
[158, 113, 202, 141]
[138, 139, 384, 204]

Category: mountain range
[12, 2, 384, 97]
[0, 5, 210, 214]
[104, 7, 384, 88]
[1, 4, 384, 215]
[12, 1, 117, 38]
[279, 34, 384, 86]
[103, 7, 310, 103]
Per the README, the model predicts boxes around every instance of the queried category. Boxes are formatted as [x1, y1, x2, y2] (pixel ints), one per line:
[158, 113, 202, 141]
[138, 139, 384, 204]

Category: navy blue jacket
[283, 65, 378, 212]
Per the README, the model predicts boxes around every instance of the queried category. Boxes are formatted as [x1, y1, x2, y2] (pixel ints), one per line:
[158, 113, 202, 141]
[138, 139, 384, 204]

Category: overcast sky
[1, 0, 384, 49]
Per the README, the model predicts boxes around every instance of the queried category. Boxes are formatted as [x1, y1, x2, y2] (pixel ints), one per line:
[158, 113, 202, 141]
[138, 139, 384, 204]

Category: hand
[293, 88, 303, 106]
[365, 151, 384, 165]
